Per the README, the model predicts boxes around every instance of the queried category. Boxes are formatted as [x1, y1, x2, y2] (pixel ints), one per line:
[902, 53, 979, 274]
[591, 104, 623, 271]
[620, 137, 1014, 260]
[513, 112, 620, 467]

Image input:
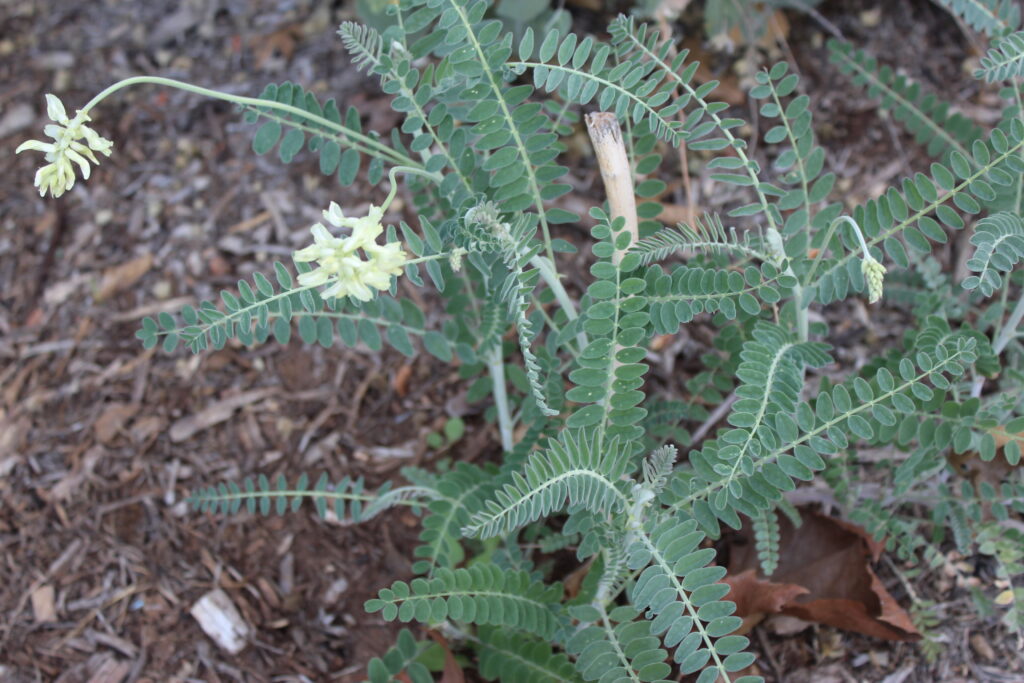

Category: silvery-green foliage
[365, 629, 433, 683]
[964, 212, 1024, 296]
[978, 30, 1024, 82]
[931, 0, 1020, 37]
[123, 0, 1024, 676]
[475, 626, 579, 682]
[753, 508, 781, 576]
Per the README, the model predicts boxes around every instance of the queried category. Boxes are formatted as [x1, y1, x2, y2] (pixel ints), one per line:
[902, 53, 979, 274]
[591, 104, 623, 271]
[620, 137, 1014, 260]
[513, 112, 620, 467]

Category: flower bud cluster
[861, 255, 887, 304]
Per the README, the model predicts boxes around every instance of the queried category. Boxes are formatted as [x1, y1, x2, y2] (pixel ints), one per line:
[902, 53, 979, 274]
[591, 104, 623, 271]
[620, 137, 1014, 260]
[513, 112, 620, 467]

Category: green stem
[596, 603, 643, 683]
[486, 345, 515, 451]
[390, 47, 585, 337]
[381, 165, 444, 212]
[802, 215, 871, 290]
[81, 76, 420, 169]
[969, 239, 1024, 398]
[405, 251, 454, 267]
[531, 294, 581, 359]
[531, 254, 588, 350]
[1013, 86, 1024, 214]
[993, 293, 1024, 356]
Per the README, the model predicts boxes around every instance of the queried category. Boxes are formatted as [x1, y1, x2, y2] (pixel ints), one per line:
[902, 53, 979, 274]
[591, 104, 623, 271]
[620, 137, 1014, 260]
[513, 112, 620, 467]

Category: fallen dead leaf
[563, 556, 596, 601]
[428, 631, 466, 683]
[726, 569, 808, 634]
[649, 334, 675, 352]
[84, 655, 131, 683]
[947, 425, 1019, 515]
[860, 8, 882, 28]
[724, 508, 920, 641]
[170, 388, 275, 442]
[393, 363, 413, 397]
[129, 415, 166, 444]
[50, 445, 104, 501]
[44, 272, 92, 306]
[207, 250, 231, 277]
[23, 307, 45, 328]
[682, 37, 746, 105]
[970, 632, 996, 661]
[33, 209, 58, 236]
[0, 415, 30, 462]
[657, 202, 706, 226]
[95, 253, 153, 302]
[765, 613, 813, 636]
[94, 402, 139, 444]
[989, 425, 1024, 451]
[252, 24, 301, 67]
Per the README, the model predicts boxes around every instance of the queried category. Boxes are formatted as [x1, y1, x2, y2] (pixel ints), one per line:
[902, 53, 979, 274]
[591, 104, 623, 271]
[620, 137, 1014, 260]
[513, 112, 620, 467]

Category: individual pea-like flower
[321, 202, 386, 249]
[16, 94, 113, 198]
[294, 203, 407, 302]
[366, 241, 408, 278]
[861, 254, 887, 304]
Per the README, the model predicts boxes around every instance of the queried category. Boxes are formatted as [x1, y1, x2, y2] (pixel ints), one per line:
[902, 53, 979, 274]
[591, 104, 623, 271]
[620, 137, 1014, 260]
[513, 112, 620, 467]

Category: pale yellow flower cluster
[16, 95, 113, 198]
[294, 202, 407, 301]
[861, 255, 887, 304]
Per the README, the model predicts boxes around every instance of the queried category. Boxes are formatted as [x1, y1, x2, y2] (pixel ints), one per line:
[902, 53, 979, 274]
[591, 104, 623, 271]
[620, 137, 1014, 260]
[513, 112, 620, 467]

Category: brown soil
[1, 1, 1020, 682]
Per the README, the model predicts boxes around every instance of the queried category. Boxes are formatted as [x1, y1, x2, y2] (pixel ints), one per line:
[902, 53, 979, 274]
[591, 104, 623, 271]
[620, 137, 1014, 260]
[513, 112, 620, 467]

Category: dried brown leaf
[95, 253, 153, 302]
[393, 364, 413, 398]
[51, 445, 104, 501]
[428, 631, 466, 683]
[170, 388, 274, 442]
[725, 509, 920, 641]
[726, 569, 807, 634]
[93, 402, 139, 444]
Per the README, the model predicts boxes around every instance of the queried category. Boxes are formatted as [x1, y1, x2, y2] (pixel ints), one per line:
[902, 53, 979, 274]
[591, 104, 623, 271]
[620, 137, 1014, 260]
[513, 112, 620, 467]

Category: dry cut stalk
[585, 112, 638, 263]
[586, 112, 639, 373]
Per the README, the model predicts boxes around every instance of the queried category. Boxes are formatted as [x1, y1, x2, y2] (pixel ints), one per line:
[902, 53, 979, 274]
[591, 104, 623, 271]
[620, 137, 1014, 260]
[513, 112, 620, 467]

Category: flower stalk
[804, 215, 887, 304]
[17, 76, 437, 200]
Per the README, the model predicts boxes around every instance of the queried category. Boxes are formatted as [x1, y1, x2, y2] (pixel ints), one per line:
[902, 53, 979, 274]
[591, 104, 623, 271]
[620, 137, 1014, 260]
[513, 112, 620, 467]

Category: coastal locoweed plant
[21, 0, 1024, 678]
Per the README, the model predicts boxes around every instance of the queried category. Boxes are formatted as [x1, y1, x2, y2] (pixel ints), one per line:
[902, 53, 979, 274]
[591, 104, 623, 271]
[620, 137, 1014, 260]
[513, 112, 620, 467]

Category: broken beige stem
[585, 112, 638, 263]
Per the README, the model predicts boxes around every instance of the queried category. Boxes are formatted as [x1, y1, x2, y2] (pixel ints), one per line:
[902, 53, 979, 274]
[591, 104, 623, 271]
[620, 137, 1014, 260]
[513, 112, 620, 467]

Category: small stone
[31, 584, 56, 623]
[860, 8, 882, 27]
[190, 589, 250, 654]
[324, 578, 350, 604]
[152, 280, 172, 300]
